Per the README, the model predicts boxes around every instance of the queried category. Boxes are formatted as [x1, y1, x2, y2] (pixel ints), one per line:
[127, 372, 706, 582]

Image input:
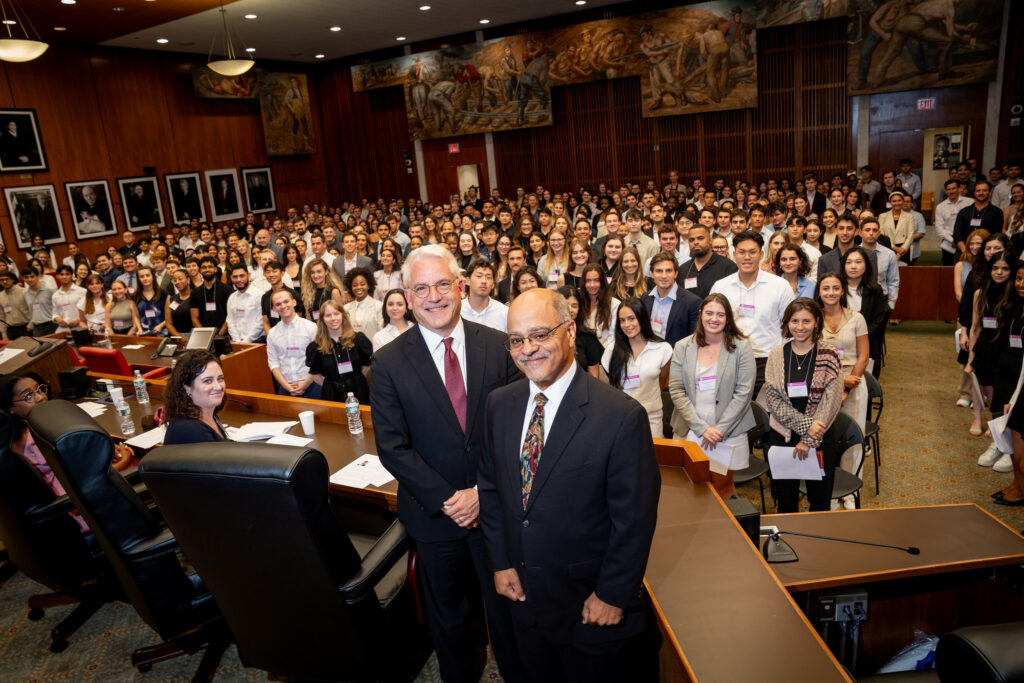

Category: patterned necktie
[520, 393, 548, 509]
[442, 337, 467, 432]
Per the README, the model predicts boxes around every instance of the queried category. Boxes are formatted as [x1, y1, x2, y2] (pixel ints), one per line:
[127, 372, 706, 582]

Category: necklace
[791, 344, 814, 372]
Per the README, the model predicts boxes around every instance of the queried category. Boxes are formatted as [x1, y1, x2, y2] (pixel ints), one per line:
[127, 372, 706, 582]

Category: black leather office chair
[799, 411, 866, 508]
[27, 400, 225, 679]
[0, 409, 119, 652]
[140, 441, 429, 682]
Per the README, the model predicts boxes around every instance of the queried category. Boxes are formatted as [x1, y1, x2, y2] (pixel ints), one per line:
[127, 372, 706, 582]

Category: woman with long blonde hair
[300, 258, 345, 322]
[305, 299, 373, 404]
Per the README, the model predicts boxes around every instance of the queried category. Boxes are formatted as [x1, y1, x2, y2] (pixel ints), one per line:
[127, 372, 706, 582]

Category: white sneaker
[830, 499, 841, 511]
[956, 398, 972, 408]
[993, 452, 1014, 473]
[978, 442, 1001, 467]
[842, 495, 856, 510]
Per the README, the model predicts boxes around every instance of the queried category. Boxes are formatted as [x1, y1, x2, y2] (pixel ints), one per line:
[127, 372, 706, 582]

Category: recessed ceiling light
[244, 14, 257, 19]
[54, 26, 66, 31]
[396, 36, 406, 41]
[156, 38, 168, 44]
[575, 0, 586, 4]
[61, 0, 75, 4]
[1, 20, 15, 26]
[245, 47, 255, 52]
[329, 26, 341, 32]
[315, 54, 325, 59]
[479, 18, 490, 24]
[419, 4, 431, 9]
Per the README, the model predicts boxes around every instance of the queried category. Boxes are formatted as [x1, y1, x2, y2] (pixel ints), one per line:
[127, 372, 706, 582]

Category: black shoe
[994, 497, 1024, 506]
[992, 490, 1006, 500]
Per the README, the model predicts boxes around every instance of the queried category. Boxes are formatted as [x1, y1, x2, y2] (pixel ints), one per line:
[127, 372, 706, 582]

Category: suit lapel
[525, 371, 587, 515]
[404, 328, 464, 435]
[505, 381, 530, 506]
[464, 323, 487, 442]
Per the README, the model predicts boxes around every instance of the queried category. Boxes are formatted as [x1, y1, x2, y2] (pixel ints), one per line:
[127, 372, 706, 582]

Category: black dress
[574, 326, 604, 371]
[991, 311, 1023, 416]
[168, 293, 193, 334]
[305, 333, 373, 404]
[972, 281, 1008, 387]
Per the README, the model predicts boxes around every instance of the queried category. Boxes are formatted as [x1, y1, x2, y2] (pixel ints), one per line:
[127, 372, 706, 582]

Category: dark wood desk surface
[648, 467, 849, 682]
[0, 336, 69, 390]
[762, 505, 1024, 592]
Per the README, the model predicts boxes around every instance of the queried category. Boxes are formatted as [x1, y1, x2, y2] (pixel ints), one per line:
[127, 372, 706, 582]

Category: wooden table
[0, 335, 70, 390]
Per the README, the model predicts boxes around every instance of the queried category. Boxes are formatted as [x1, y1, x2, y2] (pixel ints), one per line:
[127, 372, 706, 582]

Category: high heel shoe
[994, 497, 1024, 507]
[992, 491, 1006, 500]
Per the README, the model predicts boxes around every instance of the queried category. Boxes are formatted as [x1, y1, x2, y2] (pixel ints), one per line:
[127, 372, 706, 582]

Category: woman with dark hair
[373, 248, 402, 299]
[775, 244, 815, 299]
[840, 246, 889, 379]
[306, 300, 373, 404]
[989, 262, 1024, 502]
[581, 263, 620, 350]
[372, 288, 415, 352]
[282, 243, 302, 284]
[134, 266, 168, 336]
[105, 280, 140, 335]
[457, 231, 479, 270]
[343, 266, 383, 340]
[510, 265, 541, 301]
[818, 209, 839, 249]
[557, 285, 602, 378]
[602, 298, 673, 436]
[526, 231, 546, 268]
[162, 350, 228, 444]
[764, 298, 844, 513]
[561, 238, 591, 291]
[669, 293, 756, 499]
[77, 274, 109, 333]
[610, 246, 652, 300]
[599, 235, 623, 282]
[164, 269, 194, 338]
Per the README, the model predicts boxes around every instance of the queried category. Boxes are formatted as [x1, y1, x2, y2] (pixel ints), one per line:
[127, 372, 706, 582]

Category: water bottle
[133, 370, 150, 407]
[117, 401, 136, 436]
[346, 392, 363, 435]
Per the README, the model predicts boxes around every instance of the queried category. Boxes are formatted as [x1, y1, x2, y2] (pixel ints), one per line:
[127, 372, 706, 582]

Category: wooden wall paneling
[656, 114, 700, 190]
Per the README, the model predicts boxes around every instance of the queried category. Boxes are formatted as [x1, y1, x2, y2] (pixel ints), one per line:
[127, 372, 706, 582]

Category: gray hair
[551, 291, 571, 324]
[401, 243, 461, 286]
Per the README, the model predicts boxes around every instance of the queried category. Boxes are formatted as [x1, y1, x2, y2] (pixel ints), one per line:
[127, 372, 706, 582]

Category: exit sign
[448, 143, 460, 153]
[917, 98, 935, 111]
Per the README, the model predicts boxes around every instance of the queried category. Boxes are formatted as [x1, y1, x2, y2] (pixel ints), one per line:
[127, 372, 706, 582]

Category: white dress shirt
[226, 286, 264, 342]
[461, 297, 509, 333]
[344, 297, 383, 340]
[304, 251, 336, 269]
[266, 315, 317, 384]
[710, 270, 795, 358]
[419, 319, 467, 393]
[519, 361, 578, 447]
[372, 321, 415, 352]
[934, 195, 972, 253]
[52, 284, 86, 332]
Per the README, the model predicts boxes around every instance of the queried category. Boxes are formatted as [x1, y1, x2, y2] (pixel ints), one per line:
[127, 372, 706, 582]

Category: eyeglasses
[13, 383, 48, 403]
[410, 279, 454, 298]
[505, 320, 570, 351]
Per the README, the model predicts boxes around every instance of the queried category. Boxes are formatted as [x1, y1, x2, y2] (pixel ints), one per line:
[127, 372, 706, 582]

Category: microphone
[763, 530, 920, 564]
[25, 336, 53, 357]
[227, 396, 254, 411]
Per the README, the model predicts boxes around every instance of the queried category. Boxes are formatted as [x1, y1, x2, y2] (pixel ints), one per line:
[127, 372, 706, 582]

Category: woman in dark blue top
[162, 350, 228, 444]
[135, 266, 169, 336]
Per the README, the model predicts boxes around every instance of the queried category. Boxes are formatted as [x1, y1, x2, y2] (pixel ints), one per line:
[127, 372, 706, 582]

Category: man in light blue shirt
[859, 218, 900, 310]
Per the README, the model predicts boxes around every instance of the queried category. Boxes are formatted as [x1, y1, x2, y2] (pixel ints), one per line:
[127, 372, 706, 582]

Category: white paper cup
[298, 410, 315, 436]
[109, 386, 124, 406]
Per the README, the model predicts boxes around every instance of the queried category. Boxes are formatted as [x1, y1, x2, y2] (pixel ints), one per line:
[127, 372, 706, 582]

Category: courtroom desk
[49, 332, 273, 393]
[0, 336, 69, 390]
[647, 467, 849, 683]
[889, 266, 958, 321]
[762, 505, 1024, 673]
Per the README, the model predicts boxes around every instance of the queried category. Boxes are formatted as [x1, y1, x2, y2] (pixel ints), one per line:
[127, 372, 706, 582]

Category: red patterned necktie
[442, 337, 467, 432]
[520, 393, 548, 509]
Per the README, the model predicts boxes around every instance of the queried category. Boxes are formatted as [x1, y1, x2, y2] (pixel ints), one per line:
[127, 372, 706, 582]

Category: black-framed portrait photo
[117, 175, 166, 231]
[165, 171, 207, 225]
[0, 109, 47, 173]
[65, 179, 118, 240]
[241, 166, 276, 214]
[204, 168, 244, 222]
[3, 184, 65, 249]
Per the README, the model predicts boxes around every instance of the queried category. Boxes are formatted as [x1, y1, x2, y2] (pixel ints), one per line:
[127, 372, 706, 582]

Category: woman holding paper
[668, 293, 756, 499]
[764, 298, 843, 513]
[162, 350, 228, 444]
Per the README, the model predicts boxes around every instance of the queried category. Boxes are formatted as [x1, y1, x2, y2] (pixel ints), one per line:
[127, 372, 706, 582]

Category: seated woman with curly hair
[162, 350, 227, 445]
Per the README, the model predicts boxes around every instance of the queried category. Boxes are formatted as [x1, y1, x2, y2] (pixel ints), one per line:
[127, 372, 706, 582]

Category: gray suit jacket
[331, 254, 374, 284]
[668, 335, 756, 438]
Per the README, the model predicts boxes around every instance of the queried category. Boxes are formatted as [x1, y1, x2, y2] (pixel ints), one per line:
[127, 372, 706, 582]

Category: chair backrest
[828, 411, 866, 475]
[28, 400, 197, 639]
[77, 346, 132, 376]
[0, 410, 97, 590]
[747, 401, 771, 452]
[863, 372, 883, 422]
[140, 442, 384, 681]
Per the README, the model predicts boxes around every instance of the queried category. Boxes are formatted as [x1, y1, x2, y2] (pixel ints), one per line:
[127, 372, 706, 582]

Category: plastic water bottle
[117, 401, 136, 436]
[133, 370, 150, 407]
[346, 392, 363, 435]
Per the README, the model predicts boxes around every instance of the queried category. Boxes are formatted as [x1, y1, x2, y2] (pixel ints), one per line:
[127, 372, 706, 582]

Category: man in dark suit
[171, 177, 203, 224]
[804, 174, 826, 217]
[641, 252, 701, 347]
[331, 232, 374, 285]
[479, 288, 661, 682]
[213, 176, 238, 216]
[371, 244, 523, 683]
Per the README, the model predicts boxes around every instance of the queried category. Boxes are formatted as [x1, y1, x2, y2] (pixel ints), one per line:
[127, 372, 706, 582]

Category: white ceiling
[102, 0, 623, 63]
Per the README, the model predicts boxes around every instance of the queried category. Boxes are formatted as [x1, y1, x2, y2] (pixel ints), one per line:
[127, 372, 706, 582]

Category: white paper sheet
[124, 425, 166, 449]
[265, 434, 313, 447]
[989, 414, 1012, 454]
[120, 344, 145, 350]
[77, 401, 109, 417]
[954, 328, 962, 354]
[329, 454, 394, 489]
[229, 421, 298, 442]
[767, 446, 823, 481]
[685, 430, 735, 476]
[0, 347, 25, 364]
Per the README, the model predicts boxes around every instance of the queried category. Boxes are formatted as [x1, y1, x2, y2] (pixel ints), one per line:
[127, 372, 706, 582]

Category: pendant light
[206, 0, 252, 76]
[0, 0, 48, 63]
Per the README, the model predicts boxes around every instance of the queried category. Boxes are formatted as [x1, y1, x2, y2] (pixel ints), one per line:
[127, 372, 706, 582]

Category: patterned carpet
[1, 321, 1021, 681]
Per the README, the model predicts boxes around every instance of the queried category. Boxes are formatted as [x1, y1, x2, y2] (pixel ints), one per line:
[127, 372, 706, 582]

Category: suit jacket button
[522, 519, 530, 528]
[520, 561, 525, 568]
[464, 446, 471, 452]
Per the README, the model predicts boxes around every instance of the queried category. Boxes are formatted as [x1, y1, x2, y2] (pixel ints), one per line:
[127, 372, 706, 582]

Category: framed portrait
[241, 166, 276, 214]
[0, 108, 47, 173]
[204, 168, 244, 222]
[3, 184, 65, 249]
[117, 175, 166, 231]
[64, 180, 118, 240]
[164, 171, 207, 225]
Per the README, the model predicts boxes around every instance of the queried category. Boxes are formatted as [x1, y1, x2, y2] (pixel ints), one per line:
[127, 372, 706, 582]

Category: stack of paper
[767, 446, 823, 480]
[77, 402, 108, 418]
[0, 347, 25, 364]
[228, 421, 298, 442]
[125, 425, 166, 449]
[120, 344, 145, 350]
[266, 434, 313, 447]
[329, 454, 395, 489]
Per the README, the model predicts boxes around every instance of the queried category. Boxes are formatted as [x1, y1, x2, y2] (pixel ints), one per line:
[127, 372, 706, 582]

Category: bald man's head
[507, 289, 575, 389]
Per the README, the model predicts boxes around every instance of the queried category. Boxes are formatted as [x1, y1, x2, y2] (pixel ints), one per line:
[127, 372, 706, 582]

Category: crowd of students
[2, 158, 1023, 507]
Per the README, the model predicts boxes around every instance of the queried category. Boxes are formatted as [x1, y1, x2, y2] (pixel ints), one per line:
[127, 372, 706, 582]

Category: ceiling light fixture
[245, 47, 254, 52]
[575, 0, 586, 4]
[315, 54, 325, 59]
[0, 0, 48, 62]
[396, 35, 406, 41]
[53, 26, 65, 31]
[206, 0, 253, 76]
[244, 14, 256, 19]
[419, 4, 430, 9]
[329, 26, 341, 32]
[156, 38, 168, 43]
[60, 0, 75, 4]
[479, 19, 490, 24]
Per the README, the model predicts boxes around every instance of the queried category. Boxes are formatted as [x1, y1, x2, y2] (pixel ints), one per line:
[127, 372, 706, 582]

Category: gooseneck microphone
[26, 336, 54, 357]
[763, 530, 920, 563]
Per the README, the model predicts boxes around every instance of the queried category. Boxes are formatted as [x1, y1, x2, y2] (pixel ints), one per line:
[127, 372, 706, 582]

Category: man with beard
[189, 256, 231, 336]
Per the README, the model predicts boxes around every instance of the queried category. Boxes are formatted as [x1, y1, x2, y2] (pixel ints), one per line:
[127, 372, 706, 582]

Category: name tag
[271, 310, 280, 318]
[169, 300, 180, 310]
[787, 381, 809, 398]
[205, 301, 216, 311]
[684, 277, 698, 289]
[622, 374, 640, 389]
[1012, 335, 1022, 349]
[836, 347, 844, 359]
[235, 308, 246, 313]
[31, 301, 40, 307]
[337, 360, 353, 374]
[312, 310, 320, 320]
[145, 309, 156, 318]
[739, 303, 755, 317]
[970, 217, 982, 227]
[286, 346, 300, 351]
[651, 319, 664, 335]
[547, 270, 558, 282]
[2, 305, 11, 313]
[696, 375, 716, 392]
[983, 317, 997, 329]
